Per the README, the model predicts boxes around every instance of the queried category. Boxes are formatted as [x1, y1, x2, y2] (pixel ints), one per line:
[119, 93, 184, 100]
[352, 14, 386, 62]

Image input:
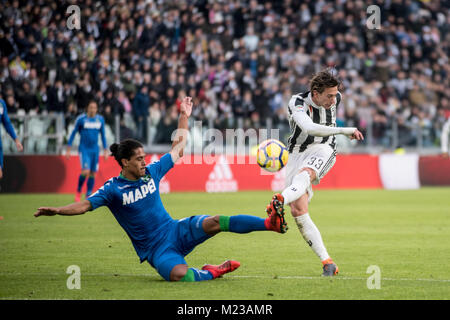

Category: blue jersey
[68, 114, 107, 151]
[87, 153, 175, 262]
[0, 99, 18, 168]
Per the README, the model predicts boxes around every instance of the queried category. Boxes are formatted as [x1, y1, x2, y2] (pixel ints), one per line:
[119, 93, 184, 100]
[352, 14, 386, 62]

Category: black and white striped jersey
[442, 118, 450, 154]
[286, 91, 342, 153]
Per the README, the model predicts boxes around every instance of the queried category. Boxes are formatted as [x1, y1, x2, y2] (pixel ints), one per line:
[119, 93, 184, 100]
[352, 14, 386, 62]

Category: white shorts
[284, 144, 336, 202]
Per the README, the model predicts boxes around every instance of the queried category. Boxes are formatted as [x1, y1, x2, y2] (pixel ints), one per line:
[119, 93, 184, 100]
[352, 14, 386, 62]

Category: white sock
[294, 213, 330, 262]
[281, 171, 310, 205]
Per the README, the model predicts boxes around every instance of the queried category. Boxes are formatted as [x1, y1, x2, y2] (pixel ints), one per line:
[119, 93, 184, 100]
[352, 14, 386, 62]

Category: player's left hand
[180, 96, 193, 118]
[104, 149, 109, 161]
[15, 139, 23, 152]
[350, 129, 364, 141]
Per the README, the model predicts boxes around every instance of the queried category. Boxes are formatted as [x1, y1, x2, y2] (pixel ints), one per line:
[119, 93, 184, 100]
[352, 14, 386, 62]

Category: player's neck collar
[119, 172, 140, 182]
[307, 92, 321, 109]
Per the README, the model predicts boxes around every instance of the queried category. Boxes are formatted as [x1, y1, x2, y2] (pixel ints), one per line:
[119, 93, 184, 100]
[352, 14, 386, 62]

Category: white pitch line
[229, 275, 450, 283]
[1, 273, 449, 283]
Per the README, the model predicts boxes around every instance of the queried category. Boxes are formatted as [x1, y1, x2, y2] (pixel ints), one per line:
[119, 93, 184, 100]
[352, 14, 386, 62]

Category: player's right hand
[180, 96, 193, 118]
[34, 207, 59, 217]
[65, 147, 71, 159]
[350, 129, 364, 141]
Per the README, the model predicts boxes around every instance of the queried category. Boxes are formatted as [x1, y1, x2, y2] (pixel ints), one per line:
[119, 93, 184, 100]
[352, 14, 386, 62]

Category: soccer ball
[256, 139, 289, 172]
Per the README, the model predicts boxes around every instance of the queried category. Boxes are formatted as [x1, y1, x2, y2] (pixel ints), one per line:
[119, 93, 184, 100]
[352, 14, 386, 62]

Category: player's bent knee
[289, 195, 309, 217]
[202, 215, 221, 236]
[290, 205, 308, 217]
[170, 264, 188, 281]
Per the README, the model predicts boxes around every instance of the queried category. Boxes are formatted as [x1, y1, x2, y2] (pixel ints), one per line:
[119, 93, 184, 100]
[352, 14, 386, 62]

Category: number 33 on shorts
[306, 156, 324, 170]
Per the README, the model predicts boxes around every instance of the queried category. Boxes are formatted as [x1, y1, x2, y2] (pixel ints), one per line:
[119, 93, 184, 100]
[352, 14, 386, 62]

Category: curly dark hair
[110, 139, 143, 167]
[309, 69, 341, 94]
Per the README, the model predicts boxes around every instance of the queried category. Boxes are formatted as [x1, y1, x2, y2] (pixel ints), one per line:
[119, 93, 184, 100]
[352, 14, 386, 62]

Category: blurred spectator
[155, 106, 178, 144]
[65, 102, 78, 131]
[132, 86, 150, 141]
[372, 109, 389, 147]
[47, 79, 67, 114]
[5, 94, 19, 114]
[102, 89, 125, 123]
[16, 81, 38, 113]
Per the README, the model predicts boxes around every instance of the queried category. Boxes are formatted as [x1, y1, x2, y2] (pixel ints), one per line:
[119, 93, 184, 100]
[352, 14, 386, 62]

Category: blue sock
[77, 174, 86, 192]
[181, 268, 214, 282]
[86, 176, 95, 196]
[220, 215, 267, 234]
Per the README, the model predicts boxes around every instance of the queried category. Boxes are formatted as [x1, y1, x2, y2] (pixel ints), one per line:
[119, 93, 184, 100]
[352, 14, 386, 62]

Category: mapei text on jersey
[122, 178, 157, 205]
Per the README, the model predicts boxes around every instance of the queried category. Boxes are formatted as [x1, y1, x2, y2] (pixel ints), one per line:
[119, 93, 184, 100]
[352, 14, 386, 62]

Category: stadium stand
[0, 0, 449, 154]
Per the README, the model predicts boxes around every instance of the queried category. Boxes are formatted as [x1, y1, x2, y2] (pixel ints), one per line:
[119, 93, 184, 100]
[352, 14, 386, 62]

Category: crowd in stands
[0, 0, 449, 149]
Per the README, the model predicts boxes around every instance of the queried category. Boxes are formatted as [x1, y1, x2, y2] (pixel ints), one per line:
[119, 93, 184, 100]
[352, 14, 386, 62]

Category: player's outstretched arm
[293, 109, 364, 140]
[170, 96, 193, 163]
[34, 200, 92, 217]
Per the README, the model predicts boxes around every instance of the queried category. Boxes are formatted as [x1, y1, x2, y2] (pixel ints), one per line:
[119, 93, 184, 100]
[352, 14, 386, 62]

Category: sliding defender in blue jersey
[34, 97, 288, 282]
[0, 98, 23, 181]
[67, 100, 108, 201]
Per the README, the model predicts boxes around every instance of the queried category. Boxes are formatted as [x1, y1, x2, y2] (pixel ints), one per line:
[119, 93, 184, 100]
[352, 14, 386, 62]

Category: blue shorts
[79, 149, 99, 172]
[149, 215, 211, 281]
[0, 147, 3, 169]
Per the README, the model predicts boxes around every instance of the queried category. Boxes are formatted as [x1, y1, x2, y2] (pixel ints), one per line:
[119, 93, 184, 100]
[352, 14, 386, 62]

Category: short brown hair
[309, 69, 340, 94]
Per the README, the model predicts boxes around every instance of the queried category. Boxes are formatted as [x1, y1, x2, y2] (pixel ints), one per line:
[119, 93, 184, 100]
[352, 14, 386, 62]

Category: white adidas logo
[205, 155, 238, 192]
[150, 154, 170, 194]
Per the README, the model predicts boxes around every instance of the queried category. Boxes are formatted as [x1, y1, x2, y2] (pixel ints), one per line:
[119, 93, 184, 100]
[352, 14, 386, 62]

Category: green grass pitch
[0, 188, 449, 300]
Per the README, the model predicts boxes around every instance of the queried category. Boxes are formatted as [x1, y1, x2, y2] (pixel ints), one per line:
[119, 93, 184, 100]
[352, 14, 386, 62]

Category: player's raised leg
[279, 145, 336, 206]
[279, 169, 312, 205]
[202, 213, 287, 235]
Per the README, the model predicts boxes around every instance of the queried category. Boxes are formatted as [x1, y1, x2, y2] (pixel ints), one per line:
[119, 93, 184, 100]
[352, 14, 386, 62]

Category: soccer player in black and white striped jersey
[267, 69, 364, 276]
